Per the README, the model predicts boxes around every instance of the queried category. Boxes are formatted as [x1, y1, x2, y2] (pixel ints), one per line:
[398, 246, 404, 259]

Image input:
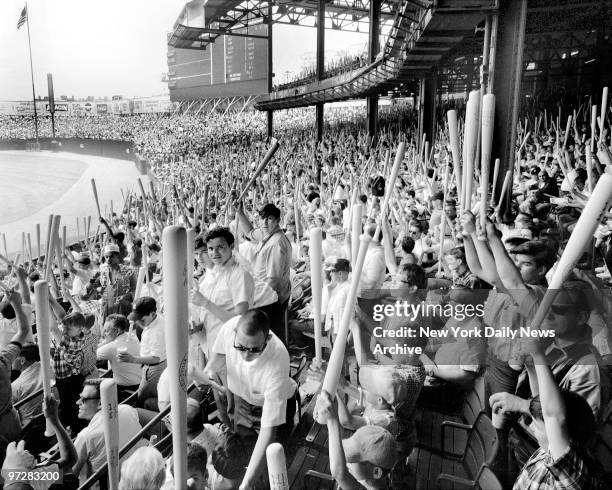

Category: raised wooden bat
[162, 226, 189, 489]
[237, 138, 280, 201]
[479, 94, 495, 237]
[34, 281, 54, 437]
[91, 179, 102, 218]
[373, 142, 405, 242]
[100, 379, 120, 490]
[309, 228, 323, 362]
[320, 233, 371, 398]
[463, 90, 481, 212]
[600, 87, 609, 142]
[447, 110, 462, 203]
[528, 173, 612, 332]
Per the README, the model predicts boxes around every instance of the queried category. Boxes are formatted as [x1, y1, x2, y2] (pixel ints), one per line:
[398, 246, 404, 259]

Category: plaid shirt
[80, 330, 99, 376]
[52, 334, 84, 379]
[513, 445, 595, 490]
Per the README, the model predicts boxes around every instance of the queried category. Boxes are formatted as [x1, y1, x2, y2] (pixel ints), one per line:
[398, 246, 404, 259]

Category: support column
[367, 0, 381, 144]
[316, 0, 325, 143]
[492, 0, 527, 218]
[418, 70, 437, 150]
[267, 3, 273, 138]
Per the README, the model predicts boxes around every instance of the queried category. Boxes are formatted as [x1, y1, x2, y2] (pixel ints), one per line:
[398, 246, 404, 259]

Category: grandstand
[2, 1, 612, 490]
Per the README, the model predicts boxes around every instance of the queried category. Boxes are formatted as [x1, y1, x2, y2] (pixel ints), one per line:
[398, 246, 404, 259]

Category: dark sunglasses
[78, 395, 99, 403]
[550, 304, 574, 315]
[521, 414, 533, 426]
[233, 331, 267, 354]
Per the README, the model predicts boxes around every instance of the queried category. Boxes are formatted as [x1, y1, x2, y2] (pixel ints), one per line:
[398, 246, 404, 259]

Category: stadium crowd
[0, 89, 611, 490]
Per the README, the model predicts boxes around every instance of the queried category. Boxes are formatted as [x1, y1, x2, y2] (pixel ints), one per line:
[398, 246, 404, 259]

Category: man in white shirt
[73, 378, 144, 483]
[358, 222, 386, 299]
[191, 227, 254, 357]
[96, 314, 141, 401]
[201, 310, 296, 489]
[119, 296, 166, 408]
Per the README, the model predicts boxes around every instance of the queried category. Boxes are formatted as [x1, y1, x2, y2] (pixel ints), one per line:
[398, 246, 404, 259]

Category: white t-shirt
[140, 315, 166, 361]
[212, 317, 296, 427]
[97, 332, 142, 386]
[0, 304, 34, 348]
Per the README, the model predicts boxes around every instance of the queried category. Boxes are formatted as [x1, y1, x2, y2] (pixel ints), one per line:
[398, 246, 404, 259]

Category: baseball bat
[491, 158, 501, 207]
[34, 281, 54, 437]
[529, 173, 612, 332]
[45, 214, 53, 264]
[494, 170, 512, 216]
[162, 226, 189, 489]
[586, 146, 594, 193]
[36, 224, 41, 262]
[27, 233, 32, 265]
[91, 179, 102, 218]
[351, 203, 362, 263]
[309, 228, 323, 362]
[600, 87, 609, 142]
[479, 94, 495, 237]
[591, 105, 598, 152]
[237, 138, 280, 201]
[134, 266, 146, 300]
[373, 142, 405, 242]
[2, 233, 6, 258]
[44, 215, 61, 282]
[320, 233, 371, 398]
[563, 115, 572, 149]
[266, 443, 289, 490]
[293, 185, 301, 259]
[463, 90, 481, 212]
[448, 110, 462, 200]
[186, 228, 195, 292]
[100, 379, 120, 490]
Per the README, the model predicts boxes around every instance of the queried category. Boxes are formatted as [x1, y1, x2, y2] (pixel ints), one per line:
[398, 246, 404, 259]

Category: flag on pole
[17, 6, 27, 30]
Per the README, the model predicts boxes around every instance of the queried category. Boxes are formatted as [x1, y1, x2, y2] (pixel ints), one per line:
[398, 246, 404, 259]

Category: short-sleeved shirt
[0, 304, 34, 348]
[196, 257, 255, 350]
[212, 317, 296, 428]
[140, 315, 166, 362]
[1, 342, 21, 415]
[250, 228, 292, 304]
[513, 445, 596, 490]
[358, 243, 386, 298]
[74, 405, 144, 480]
[97, 333, 142, 386]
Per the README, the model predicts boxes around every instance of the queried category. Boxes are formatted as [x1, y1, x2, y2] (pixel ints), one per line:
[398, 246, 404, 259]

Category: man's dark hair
[83, 378, 104, 397]
[398, 263, 427, 289]
[509, 240, 556, 271]
[0, 299, 15, 320]
[400, 236, 415, 254]
[259, 203, 280, 220]
[240, 309, 270, 337]
[204, 227, 235, 247]
[185, 442, 207, 475]
[432, 191, 444, 202]
[445, 246, 467, 263]
[212, 430, 257, 480]
[63, 311, 85, 328]
[105, 314, 130, 332]
[20, 343, 40, 363]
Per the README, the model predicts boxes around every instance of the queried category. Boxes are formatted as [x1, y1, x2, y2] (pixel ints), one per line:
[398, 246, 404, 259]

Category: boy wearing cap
[315, 390, 398, 489]
[97, 243, 136, 318]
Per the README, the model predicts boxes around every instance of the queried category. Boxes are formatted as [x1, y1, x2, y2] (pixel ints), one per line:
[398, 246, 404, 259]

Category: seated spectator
[96, 314, 141, 401]
[73, 378, 145, 483]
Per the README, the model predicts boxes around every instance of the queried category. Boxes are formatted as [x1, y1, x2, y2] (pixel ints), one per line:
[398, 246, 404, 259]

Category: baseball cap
[342, 425, 398, 470]
[358, 364, 409, 406]
[128, 296, 157, 321]
[103, 244, 120, 255]
[324, 257, 350, 273]
[503, 228, 533, 246]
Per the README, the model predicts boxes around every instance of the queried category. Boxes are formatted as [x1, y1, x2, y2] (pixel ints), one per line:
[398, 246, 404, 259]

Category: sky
[0, 0, 368, 100]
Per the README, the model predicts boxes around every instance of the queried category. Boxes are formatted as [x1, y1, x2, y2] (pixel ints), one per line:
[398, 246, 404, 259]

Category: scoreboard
[168, 23, 268, 100]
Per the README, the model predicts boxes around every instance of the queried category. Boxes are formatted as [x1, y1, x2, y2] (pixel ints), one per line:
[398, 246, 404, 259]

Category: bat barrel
[162, 226, 189, 489]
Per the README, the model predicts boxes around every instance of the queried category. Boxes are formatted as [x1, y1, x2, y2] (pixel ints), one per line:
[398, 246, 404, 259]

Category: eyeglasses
[78, 395, 99, 403]
[232, 331, 267, 354]
[520, 414, 533, 426]
[409, 230, 421, 235]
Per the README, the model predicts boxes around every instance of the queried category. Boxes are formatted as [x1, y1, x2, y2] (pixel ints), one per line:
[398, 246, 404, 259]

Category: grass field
[0, 151, 148, 256]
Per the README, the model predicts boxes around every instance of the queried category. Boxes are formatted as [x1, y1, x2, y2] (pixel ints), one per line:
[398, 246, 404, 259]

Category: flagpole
[25, 3, 39, 142]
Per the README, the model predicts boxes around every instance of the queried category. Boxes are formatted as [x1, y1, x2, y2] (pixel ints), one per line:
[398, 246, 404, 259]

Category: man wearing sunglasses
[202, 309, 296, 489]
[72, 378, 144, 482]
